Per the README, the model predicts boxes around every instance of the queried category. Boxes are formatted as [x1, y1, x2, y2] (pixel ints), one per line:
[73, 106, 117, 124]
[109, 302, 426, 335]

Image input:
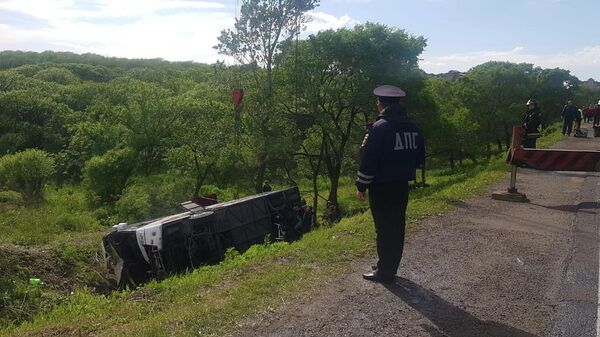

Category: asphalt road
[232, 129, 600, 337]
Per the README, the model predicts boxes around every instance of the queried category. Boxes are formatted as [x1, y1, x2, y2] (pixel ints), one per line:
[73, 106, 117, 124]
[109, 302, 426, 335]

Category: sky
[0, 0, 598, 79]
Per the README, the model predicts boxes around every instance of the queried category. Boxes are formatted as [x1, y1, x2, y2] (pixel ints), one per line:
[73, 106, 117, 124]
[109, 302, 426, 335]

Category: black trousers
[562, 119, 574, 135]
[369, 181, 409, 277]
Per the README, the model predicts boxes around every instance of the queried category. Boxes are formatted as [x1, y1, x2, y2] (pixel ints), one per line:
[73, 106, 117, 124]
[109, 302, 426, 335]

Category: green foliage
[82, 148, 137, 203]
[0, 149, 55, 202]
[116, 173, 196, 222]
[0, 191, 22, 205]
[573, 83, 600, 108]
[532, 68, 578, 125]
[0, 46, 591, 220]
[0, 265, 45, 327]
[0, 90, 70, 154]
[33, 67, 79, 85]
[216, 0, 320, 193]
[115, 184, 152, 222]
[216, 0, 319, 69]
[423, 77, 480, 166]
[166, 97, 232, 196]
[0, 50, 207, 73]
[281, 22, 427, 208]
[0, 186, 101, 245]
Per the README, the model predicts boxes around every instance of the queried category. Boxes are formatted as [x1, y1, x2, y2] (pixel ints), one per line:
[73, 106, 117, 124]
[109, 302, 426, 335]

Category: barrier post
[491, 126, 529, 202]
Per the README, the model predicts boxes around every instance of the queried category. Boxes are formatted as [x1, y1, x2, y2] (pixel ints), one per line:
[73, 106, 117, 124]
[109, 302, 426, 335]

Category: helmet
[526, 99, 537, 106]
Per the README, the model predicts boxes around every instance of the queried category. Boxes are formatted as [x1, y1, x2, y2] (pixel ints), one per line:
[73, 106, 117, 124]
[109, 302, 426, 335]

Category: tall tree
[532, 67, 578, 125]
[166, 97, 232, 198]
[0, 90, 70, 154]
[423, 77, 480, 168]
[215, 0, 319, 192]
[283, 23, 427, 211]
[215, 0, 318, 97]
[462, 62, 534, 154]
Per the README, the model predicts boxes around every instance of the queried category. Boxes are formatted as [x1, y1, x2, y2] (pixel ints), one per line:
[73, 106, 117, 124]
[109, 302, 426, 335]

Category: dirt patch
[0, 243, 109, 294]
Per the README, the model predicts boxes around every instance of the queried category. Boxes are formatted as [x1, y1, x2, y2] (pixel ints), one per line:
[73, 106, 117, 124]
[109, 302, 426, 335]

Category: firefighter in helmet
[523, 99, 542, 148]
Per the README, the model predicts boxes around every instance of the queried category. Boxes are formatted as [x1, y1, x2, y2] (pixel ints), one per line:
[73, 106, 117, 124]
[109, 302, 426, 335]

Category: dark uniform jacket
[356, 104, 425, 192]
[561, 105, 578, 121]
[523, 107, 541, 134]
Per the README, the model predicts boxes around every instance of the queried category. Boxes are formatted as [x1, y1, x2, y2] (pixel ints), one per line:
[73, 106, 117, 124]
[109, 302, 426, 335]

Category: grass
[0, 185, 102, 246]
[0, 126, 565, 337]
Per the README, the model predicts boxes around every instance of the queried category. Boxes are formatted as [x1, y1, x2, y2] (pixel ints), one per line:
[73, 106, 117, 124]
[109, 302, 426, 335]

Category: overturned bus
[102, 187, 312, 288]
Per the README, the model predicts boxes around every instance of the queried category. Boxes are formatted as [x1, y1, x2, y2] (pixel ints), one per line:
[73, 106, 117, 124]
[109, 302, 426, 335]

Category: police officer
[356, 85, 425, 283]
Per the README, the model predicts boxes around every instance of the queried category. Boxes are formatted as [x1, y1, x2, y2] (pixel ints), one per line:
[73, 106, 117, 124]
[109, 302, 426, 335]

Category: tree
[462, 62, 534, 154]
[532, 67, 579, 125]
[58, 118, 131, 182]
[102, 79, 179, 175]
[82, 148, 137, 203]
[216, 0, 319, 192]
[283, 23, 427, 210]
[423, 77, 480, 168]
[216, 0, 318, 97]
[0, 90, 70, 154]
[166, 97, 232, 198]
[573, 84, 600, 109]
[0, 149, 55, 203]
[33, 67, 80, 85]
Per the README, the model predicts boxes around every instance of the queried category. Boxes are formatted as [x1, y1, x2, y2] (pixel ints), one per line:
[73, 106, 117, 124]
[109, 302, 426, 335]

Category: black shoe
[362, 271, 395, 283]
[372, 265, 398, 275]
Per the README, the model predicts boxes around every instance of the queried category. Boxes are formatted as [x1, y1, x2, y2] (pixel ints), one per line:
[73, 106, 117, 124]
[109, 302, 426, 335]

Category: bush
[116, 173, 195, 221]
[0, 149, 55, 203]
[32, 67, 79, 85]
[0, 190, 22, 204]
[82, 148, 137, 203]
[116, 184, 152, 222]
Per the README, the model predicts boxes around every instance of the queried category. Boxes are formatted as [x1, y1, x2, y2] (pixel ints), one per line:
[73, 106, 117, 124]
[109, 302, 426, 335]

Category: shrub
[82, 148, 137, 203]
[0, 190, 22, 204]
[0, 149, 55, 203]
[116, 184, 152, 222]
[115, 173, 195, 221]
[32, 67, 79, 85]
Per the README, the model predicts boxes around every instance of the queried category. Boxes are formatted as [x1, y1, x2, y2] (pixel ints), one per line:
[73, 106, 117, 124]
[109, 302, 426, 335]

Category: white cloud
[0, 0, 225, 20]
[0, 0, 233, 62]
[305, 11, 359, 33]
[0, 1, 360, 64]
[421, 46, 600, 80]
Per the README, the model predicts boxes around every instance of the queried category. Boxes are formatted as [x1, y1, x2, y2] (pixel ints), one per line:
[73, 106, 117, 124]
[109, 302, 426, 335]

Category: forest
[1, 0, 600, 331]
[1, 39, 598, 226]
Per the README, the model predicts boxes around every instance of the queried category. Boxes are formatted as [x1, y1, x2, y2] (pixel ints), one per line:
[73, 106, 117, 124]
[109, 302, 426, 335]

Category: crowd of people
[582, 102, 600, 126]
[521, 98, 600, 146]
[560, 99, 600, 136]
